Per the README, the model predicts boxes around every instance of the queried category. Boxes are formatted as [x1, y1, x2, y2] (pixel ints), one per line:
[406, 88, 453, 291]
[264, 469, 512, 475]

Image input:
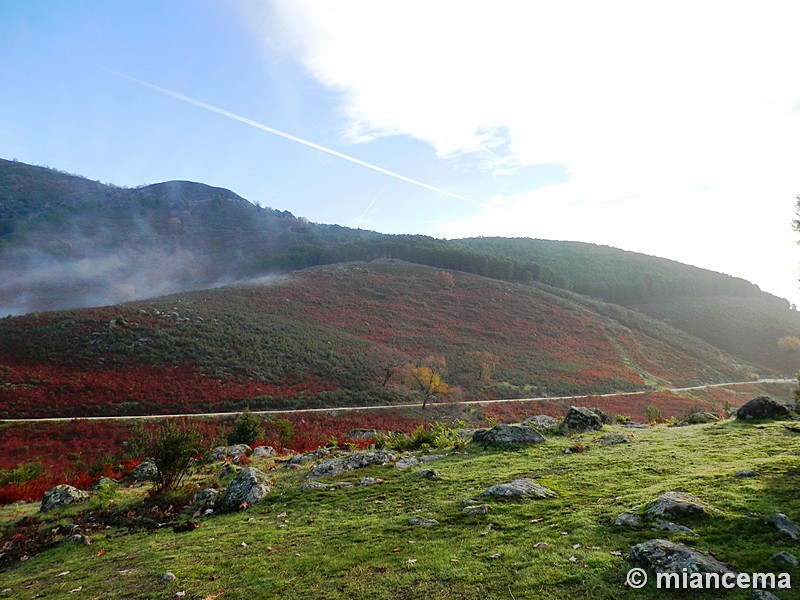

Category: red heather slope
[0, 261, 757, 418]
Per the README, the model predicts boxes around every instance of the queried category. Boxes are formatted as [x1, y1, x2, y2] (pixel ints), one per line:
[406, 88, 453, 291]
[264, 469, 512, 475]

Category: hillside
[460, 238, 800, 375]
[1, 417, 798, 599]
[0, 261, 758, 419]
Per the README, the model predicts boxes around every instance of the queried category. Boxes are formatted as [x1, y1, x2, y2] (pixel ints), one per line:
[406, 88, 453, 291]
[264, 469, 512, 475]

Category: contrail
[110, 71, 483, 207]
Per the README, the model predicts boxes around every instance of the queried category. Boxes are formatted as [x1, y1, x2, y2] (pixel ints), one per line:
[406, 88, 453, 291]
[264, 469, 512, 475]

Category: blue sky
[3, 0, 800, 305]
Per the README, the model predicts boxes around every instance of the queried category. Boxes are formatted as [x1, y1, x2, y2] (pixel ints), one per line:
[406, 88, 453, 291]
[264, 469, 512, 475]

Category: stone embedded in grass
[560, 407, 604, 433]
[767, 513, 799, 540]
[628, 539, 731, 576]
[482, 478, 557, 499]
[306, 451, 396, 479]
[413, 469, 439, 479]
[462, 504, 491, 516]
[159, 572, 176, 583]
[522, 415, 560, 431]
[652, 521, 698, 536]
[772, 551, 798, 567]
[192, 487, 218, 507]
[40, 485, 90, 512]
[613, 513, 642, 528]
[251, 445, 276, 458]
[474, 424, 547, 446]
[736, 396, 792, 421]
[358, 477, 384, 486]
[682, 411, 720, 425]
[420, 454, 447, 463]
[130, 458, 158, 482]
[750, 590, 781, 600]
[645, 492, 709, 520]
[408, 516, 439, 527]
[598, 433, 630, 445]
[300, 481, 329, 492]
[735, 469, 762, 478]
[395, 457, 421, 470]
[210, 445, 252, 461]
[220, 467, 272, 510]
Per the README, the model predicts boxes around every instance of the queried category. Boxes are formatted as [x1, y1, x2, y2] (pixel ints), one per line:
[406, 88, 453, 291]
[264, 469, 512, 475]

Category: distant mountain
[459, 238, 800, 374]
[0, 261, 757, 418]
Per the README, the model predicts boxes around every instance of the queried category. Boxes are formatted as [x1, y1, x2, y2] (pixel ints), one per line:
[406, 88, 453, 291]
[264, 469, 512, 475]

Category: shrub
[227, 408, 263, 446]
[135, 419, 208, 495]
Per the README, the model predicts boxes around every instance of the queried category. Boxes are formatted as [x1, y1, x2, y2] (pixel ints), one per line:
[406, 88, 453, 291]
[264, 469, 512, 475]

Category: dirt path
[2, 378, 792, 423]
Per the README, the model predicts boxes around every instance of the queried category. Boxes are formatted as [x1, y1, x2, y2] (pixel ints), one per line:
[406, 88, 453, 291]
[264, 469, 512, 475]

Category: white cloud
[253, 0, 800, 301]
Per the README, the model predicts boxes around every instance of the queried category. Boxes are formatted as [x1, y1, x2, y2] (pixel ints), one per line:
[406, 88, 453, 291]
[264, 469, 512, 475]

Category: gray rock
[560, 406, 604, 433]
[629, 538, 731, 575]
[462, 504, 491, 515]
[300, 481, 329, 492]
[413, 469, 440, 479]
[395, 457, 421, 470]
[408, 516, 439, 527]
[614, 513, 642, 528]
[652, 521, 698, 536]
[95, 477, 118, 488]
[471, 429, 489, 443]
[285, 448, 331, 469]
[358, 477, 384, 486]
[211, 444, 252, 461]
[588, 407, 613, 425]
[40, 485, 90, 512]
[482, 478, 557, 499]
[160, 572, 176, 583]
[645, 492, 709, 520]
[751, 591, 781, 600]
[736, 396, 792, 421]
[477, 424, 546, 445]
[735, 469, 762, 478]
[598, 433, 630, 445]
[67, 533, 91, 544]
[522, 415, 560, 430]
[347, 429, 376, 440]
[251, 446, 277, 458]
[130, 458, 158, 482]
[220, 467, 272, 510]
[772, 551, 798, 567]
[682, 411, 720, 425]
[421, 454, 447, 463]
[306, 451, 396, 479]
[192, 487, 218, 507]
[768, 513, 799, 540]
[217, 462, 240, 480]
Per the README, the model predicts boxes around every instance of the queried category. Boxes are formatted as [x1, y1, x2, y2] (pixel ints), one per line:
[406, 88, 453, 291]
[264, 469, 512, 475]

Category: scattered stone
[220, 467, 272, 510]
[772, 551, 798, 567]
[462, 504, 491, 516]
[285, 448, 331, 469]
[652, 521, 698, 536]
[40, 485, 90, 512]
[160, 572, 176, 583]
[598, 433, 630, 445]
[476, 424, 547, 446]
[413, 469, 440, 479]
[347, 429, 376, 440]
[560, 406, 604, 433]
[628, 539, 731, 576]
[67, 534, 91, 545]
[751, 591, 782, 600]
[735, 469, 762, 478]
[482, 478, 557, 499]
[192, 488, 218, 507]
[395, 457, 421, 470]
[736, 396, 792, 421]
[251, 446, 276, 458]
[614, 513, 642, 528]
[306, 451, 396, 479]
[522, 415, 560, 430]
[358, 477, 384, 486]
[408, 517, 439, 527]
[300, 481, 329, 492]
[622, 423, 650, 429]
[645, 492, 709, 520]
[130, 458, 158, 482]
[682, 411, 720, 425]
[588, 407, 613, 424]
[767, 513, 799, 540]
[420, 454, 447, 463]
[328, 482, 354, 489]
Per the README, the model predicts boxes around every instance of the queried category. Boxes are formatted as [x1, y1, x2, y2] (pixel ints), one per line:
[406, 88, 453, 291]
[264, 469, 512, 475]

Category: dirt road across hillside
[2, 379, 793, 423]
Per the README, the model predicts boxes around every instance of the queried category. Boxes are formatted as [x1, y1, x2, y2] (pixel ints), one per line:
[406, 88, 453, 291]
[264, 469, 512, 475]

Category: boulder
[750, 591, 781, 600]
[395, 457, 421, 470]
[614, 513, 643, 528]
[767, 513, 799, 540]
[598, 433, 630, 445]
[560, 406, 604, 433]
[772, 551, 798, 567]
[306, 451, 396, 479]
[682, 411, 720, 425]
[588, 407, 613, 424]
[476, 424, 546, 445]
[736, 396, 792, 420]
[192, 487, 218, 507]
[522, 415, 560, 430]
[462, 504, 491, 516]
[220, 467, 272, 510]
[482, 478, 557, 499]
[300, 481, 329, 492]
[413, 469, 440, 479]
[41, 485, 90, 512]
[652, 521, 698, 536]
[408, 516, 439, 527]
[130, 458, 158, 482]
[735, 469, 762, 478]
[347, 429, 376, 440]
[251, 446, 276, 458]
[645, 492, 709, 520]
[629, 539, 731, 575]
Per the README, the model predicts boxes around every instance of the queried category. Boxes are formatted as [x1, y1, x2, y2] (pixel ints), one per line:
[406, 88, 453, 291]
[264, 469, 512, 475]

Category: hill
[459, 238, 800, 375]
[0, 261, 758, 419]
[1, 417, 798, 599]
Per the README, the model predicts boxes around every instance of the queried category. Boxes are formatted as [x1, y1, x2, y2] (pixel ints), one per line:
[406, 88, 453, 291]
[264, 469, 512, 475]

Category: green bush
[227, 408, 263, 446]
[135, 419, 208, 495]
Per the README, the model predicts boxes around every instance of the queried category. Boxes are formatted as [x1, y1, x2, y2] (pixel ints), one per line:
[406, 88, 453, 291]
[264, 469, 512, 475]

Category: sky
[2, 0, 800, 304]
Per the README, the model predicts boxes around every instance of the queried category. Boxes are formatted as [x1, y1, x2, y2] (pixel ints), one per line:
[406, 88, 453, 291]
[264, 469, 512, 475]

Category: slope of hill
[0, 261, 757, 419]
[459, 237, 800, 375]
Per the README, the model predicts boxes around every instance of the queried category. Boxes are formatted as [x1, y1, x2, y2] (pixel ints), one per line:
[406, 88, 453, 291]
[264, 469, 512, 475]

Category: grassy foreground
[1, 420, 799, 599]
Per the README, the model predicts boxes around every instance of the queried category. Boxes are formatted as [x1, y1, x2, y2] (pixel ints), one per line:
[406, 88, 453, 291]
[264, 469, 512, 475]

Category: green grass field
[1, 419, 799, 599]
